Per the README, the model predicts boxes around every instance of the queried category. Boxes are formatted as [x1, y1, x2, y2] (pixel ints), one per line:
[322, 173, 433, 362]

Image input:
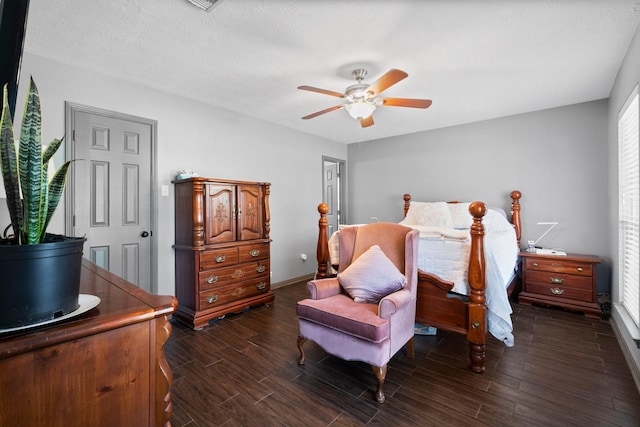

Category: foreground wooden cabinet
[173, 177, 274, 329]
[0, 260, 177, 427]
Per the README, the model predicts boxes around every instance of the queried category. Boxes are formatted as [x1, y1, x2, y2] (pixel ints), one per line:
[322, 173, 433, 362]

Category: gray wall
[9, 52, 347, 296]
[346, 100, 609, 260]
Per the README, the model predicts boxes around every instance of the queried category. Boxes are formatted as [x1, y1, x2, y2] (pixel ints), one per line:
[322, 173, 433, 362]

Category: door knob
[140, 231, 150, 238]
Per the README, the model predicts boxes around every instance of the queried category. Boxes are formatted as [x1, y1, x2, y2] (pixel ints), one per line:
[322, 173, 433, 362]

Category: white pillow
[416, 202, 452, 227]
[400, 201, 429, 225]
[338, 245, 406, 303]
[448, 202, 472, 229]
[484, 208, 515, 233]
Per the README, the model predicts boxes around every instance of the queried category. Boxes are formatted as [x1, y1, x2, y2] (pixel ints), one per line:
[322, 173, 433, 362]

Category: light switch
[161, 185, 169, 197]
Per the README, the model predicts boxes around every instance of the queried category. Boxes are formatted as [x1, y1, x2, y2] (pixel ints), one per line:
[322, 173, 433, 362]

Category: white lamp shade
[346, 102, 375, 119]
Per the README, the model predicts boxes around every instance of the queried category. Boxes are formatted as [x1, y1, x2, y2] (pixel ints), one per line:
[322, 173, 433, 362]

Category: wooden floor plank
[166, 280, 640, 426]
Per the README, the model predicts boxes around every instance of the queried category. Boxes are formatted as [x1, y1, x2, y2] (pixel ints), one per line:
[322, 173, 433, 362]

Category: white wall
[347, 100, 609, 261]
[13, 52, 347, 296]
[608, 21, 640, 389]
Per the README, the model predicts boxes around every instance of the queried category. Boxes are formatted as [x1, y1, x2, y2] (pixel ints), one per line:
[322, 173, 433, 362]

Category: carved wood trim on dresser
[172, 177, 274, 329]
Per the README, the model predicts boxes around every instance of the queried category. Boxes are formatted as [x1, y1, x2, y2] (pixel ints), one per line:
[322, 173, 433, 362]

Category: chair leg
[371, 365, 387, 404]
[297, 335, 307, 365]
[406, 336, 415, 359]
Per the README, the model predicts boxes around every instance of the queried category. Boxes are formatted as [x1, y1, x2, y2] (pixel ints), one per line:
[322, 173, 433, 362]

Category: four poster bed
[314, 191, 522, 373]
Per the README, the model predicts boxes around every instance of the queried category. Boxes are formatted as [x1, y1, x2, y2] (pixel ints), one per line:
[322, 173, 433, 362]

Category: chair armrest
[378, 289, 411, 319]
[307, 278, 341, 300]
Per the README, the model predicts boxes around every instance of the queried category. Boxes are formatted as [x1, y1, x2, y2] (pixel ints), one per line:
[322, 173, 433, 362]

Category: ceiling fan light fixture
[185, 0, 218, 11]
[346, 101, 376, 120]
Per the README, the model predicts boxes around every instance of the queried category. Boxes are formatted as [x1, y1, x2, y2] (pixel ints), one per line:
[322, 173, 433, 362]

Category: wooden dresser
[0, 260, 177, 427]
[518, 252, 601, 318]
[173, 177, 274, 329]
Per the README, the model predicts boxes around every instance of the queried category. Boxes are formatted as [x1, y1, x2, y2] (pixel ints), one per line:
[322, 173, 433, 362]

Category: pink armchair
[296, 222, 419, 403]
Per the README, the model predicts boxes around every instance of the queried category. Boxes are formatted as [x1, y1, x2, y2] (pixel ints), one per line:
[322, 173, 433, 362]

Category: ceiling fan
[298, 68, 432, 128]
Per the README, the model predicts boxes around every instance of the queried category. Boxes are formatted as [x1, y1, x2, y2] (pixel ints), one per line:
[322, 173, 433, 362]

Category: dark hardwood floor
[165, 281, 640, 426]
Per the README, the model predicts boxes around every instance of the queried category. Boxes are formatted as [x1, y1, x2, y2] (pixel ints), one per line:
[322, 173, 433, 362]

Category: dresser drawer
[524, 257, 592, 277]
[200, 247, 239, 270]
[199, 277, 270, 309]
[239, 242, 270, 263]
[199, 260, 269, 290]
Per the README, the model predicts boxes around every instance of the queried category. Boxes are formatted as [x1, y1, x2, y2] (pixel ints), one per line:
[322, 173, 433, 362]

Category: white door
[323, 157, 345, 238]
[66, 105, 155, 292]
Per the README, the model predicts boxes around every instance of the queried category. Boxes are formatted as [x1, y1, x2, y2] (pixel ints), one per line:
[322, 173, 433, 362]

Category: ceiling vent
[186, 0, 219, 12]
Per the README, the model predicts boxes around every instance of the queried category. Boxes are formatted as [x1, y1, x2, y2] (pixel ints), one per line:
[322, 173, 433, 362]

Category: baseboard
[610, 305, 640, 393]
[271, 273, 314, 289]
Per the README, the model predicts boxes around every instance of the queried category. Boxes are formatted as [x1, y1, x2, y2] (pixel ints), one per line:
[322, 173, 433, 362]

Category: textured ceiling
[23, 0, 640, 144]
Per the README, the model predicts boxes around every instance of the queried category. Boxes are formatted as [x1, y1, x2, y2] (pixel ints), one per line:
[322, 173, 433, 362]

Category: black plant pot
[0, 234, 86, 329]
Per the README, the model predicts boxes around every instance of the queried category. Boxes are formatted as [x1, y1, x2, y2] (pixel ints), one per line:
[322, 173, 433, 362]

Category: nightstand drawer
[525, 270, 592, 290]
[524, 257, 593, 277]
[525, 281, 592, 302]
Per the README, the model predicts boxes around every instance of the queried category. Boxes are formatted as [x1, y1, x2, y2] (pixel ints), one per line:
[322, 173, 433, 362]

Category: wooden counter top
[0, 259, 178, 427]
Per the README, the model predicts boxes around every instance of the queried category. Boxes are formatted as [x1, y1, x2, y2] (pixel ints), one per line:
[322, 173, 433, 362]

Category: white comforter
[330, 206, 518, 347]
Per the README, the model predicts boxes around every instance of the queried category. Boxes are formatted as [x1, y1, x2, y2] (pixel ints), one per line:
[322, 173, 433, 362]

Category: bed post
[510, 190, 522, 248]
[467, 201, 487, 373]
[403, 194, 411, 218]
[316, 203, 330, 279]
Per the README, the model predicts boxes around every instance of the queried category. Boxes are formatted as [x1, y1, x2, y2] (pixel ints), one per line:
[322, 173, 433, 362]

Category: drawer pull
[550, 287, 564, 295]
[206, 275, 218, 284]
[215, 255, 226, 263]
[471, 320, 480, 329]
[577, 267, 583, 272]
[250, 249, 260, 257]
[206, 295, 219, 304]
[256, 265, 266, 273]
[256, 282, 267, 290]
[550, 277, 564, 284]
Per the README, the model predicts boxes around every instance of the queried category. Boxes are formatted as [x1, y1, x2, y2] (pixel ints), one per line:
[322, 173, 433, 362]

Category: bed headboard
[402, 190, 522, 247]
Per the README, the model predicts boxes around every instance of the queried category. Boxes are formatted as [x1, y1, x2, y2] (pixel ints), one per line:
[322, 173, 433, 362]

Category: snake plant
[0, 77, 72, 244]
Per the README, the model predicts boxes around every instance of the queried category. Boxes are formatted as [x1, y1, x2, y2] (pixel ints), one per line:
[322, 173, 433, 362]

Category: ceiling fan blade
[366, 69, 408, 97]
[302, 105, 345, 120]
[298, 85, 346, 98]
[360, 115, 374, 128]
[379, 98, 433, 108]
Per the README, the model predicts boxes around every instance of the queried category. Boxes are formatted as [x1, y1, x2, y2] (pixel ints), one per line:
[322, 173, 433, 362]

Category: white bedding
[329, 202, 518, 347]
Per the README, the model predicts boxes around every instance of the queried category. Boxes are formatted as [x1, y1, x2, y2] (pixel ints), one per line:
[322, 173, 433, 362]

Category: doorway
[322, 156, 346, 238]
[65, 103, 157, 293]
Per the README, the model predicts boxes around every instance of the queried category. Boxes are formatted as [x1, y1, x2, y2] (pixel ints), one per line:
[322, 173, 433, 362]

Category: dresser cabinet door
[205, 185, 236, 244]
[237, 184, 263, 241]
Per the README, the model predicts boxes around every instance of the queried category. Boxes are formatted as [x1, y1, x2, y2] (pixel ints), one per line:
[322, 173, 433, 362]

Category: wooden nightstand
[518, 251, 601, 318]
